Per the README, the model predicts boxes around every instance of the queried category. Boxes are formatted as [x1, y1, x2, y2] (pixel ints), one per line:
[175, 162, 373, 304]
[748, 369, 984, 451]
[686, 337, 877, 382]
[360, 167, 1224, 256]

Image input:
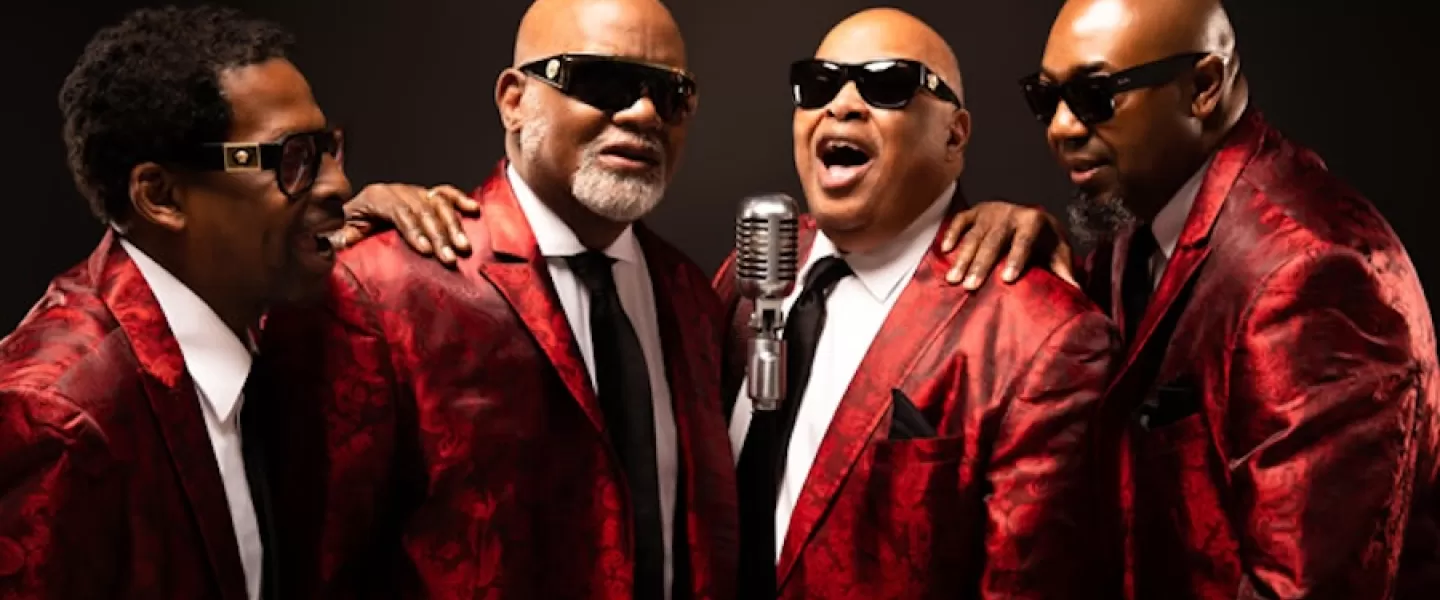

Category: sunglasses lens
[1066, 78, 1116, 125]
[856, 61, 921, 108]
[566, 60, 692, 122]
[1021, 79, 1060, 123]
[280, 134, 318, 195]
[790, 61, 843, 109]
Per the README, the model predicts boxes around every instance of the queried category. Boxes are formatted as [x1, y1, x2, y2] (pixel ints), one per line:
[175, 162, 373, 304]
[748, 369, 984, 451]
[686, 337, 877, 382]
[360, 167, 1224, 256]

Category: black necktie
[241, 359, 280, 600]
[567, 251, 665, 600]
[735, 254, 852, 598]
[1122, 228, 1159, 343]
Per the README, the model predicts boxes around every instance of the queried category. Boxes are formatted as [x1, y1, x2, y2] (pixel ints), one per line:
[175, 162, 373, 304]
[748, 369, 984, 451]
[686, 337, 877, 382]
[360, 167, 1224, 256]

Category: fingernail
[963, 274, 980, 289]
[1003, 267, 1018, 281]
[440, 247, 456, 262]
[456, 233, 470, 248]
[418, 236, 432, 252]
[947, 269, 962, 283]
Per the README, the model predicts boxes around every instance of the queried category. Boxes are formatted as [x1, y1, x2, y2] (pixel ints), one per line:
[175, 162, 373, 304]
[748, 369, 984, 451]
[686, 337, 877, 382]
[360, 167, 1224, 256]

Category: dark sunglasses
[182, 128, 345, 199]
[519, 53, 698, 124]
[1019, 52, 1208, 126]
[790, 58, 962, 110]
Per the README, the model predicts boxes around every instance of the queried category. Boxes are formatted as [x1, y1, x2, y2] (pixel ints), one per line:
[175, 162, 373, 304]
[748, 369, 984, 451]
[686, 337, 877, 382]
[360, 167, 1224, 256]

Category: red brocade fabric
[1079, 111, 1440, 599]
[0, 232, 252, 600]
[715, 202, 1122, 599]
[261, 162, 737, 599]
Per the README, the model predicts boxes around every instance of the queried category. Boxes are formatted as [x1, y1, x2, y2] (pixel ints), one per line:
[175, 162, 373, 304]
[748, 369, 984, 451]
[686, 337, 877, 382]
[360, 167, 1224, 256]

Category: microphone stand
[747, 300, 786, 597]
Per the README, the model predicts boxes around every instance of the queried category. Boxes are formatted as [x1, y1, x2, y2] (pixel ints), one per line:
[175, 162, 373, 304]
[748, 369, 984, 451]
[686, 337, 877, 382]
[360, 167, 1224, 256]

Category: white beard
[518, 104, 668, 223]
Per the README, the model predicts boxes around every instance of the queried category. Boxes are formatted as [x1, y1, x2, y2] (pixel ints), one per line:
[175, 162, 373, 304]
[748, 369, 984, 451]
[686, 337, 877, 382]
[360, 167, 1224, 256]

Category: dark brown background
[3, 0, 1432, 329]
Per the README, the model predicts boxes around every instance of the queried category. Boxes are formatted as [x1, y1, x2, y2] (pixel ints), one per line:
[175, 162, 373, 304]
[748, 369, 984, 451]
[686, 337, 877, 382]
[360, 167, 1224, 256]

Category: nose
[824, 81, 869, 122]
[612, 93, 665, 133]
[1046, 99, 1091, 152]
[309, 152, 351, 209]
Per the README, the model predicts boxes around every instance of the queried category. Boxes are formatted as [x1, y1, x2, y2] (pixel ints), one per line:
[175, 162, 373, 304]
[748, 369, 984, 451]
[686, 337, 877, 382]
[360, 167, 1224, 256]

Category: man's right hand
[939, 201, 1076, 290]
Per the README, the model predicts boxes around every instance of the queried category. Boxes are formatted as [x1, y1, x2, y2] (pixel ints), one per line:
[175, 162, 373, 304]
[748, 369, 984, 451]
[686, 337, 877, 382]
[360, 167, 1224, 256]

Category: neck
[124, 230, 264, 342]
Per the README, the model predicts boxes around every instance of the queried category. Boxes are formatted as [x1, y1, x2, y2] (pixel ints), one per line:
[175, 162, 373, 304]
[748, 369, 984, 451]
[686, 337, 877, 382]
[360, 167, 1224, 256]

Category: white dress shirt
[120, 239, 263, 600]
[1145, 157, 1213, 288]
[508, 165, 679, 598]
[727, 182, 956, 560]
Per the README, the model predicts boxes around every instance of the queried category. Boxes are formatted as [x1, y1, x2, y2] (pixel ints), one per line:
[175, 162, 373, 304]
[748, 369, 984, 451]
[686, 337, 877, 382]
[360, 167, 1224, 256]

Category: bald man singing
[942, 0, 1440, 598]
[714, 9, 1118, 599]
[260, 0, 736, 598]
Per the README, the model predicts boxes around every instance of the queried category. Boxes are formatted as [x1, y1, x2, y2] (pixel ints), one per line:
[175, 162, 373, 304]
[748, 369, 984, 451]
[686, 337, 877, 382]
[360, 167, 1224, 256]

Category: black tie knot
[566, 250, 617, 294]
[801, 255, 853, 299]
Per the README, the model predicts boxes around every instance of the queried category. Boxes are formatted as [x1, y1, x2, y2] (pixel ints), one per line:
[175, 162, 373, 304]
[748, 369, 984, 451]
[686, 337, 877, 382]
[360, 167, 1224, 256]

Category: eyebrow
[1041, 61, 1110, 81]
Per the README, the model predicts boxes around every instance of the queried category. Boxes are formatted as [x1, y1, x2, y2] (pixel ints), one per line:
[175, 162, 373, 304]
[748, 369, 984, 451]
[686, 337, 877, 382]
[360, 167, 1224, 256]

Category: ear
[1189, 54, 1226, 121]
[128, 162, 186, 232]
[496, 68, 529, 133]
[944, 107, 973, 161]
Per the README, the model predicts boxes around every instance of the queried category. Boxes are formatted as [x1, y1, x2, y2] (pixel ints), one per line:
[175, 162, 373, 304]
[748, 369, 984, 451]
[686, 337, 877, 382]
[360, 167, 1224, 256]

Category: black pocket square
[1135, 381, 1203, 431]
[889, 389, 937, 440]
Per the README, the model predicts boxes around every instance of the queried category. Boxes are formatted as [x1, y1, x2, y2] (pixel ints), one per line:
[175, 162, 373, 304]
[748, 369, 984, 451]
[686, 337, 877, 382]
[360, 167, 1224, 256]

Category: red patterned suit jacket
[0, 232, 252, 600]
[262, 162, 738, 599]
[715, 199, 1121, 599]
[1080, 110, 1440, 599]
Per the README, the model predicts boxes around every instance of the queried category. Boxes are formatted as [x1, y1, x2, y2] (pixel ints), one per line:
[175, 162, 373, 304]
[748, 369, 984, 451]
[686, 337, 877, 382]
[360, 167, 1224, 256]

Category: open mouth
[815, 137, 874, 192]
[299, 219, 345, 265]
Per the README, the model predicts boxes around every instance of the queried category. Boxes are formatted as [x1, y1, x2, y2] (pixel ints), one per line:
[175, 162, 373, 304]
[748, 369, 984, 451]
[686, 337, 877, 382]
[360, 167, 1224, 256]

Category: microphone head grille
[735, 194, 800, 299]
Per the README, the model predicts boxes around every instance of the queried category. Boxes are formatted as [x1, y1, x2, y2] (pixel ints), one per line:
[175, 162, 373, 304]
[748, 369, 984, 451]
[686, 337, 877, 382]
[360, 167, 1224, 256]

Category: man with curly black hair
[0, 5, 348, 598]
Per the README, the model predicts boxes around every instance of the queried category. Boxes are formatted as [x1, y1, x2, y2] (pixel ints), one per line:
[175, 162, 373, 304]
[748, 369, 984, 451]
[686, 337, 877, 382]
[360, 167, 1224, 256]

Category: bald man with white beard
[258, 0, 737, 597]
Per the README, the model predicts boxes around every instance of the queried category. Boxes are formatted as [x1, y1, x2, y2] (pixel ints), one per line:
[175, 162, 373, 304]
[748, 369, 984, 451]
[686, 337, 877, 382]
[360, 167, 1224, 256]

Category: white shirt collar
[507, 163, 643, 265]
[120, 238, 253, 424]
[805, 181, 956, 303]
[1150, 156, 1213, 260]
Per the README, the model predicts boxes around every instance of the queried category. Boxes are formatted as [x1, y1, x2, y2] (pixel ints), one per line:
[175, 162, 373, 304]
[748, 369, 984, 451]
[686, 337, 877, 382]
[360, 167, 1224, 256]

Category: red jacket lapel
[97, 231, 250, 600]
[777, 204, 972, 586]
[1110, 111, 1269, 393]
[469, 163, 605, 434]
[637, 224, 739, 600]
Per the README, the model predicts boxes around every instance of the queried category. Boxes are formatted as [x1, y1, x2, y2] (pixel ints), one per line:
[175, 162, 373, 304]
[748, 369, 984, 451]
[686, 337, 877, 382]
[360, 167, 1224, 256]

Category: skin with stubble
[1043, 0, 1249, 242]
[797, 8, 971, 254]
[497, 0, 691, 251]
[124, 57, 350, 338]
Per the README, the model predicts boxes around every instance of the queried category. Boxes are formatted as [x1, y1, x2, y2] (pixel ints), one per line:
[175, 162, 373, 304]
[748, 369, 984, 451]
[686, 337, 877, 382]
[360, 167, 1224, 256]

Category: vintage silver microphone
[735, 193, 800, 412]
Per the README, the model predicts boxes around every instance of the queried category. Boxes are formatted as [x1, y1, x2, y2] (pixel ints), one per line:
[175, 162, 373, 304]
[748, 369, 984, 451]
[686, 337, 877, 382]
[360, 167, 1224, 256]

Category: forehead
[816, 21, 930, 66]
[566, 4, 686, 69]
[1041, 4, 1164, 78]
[218, 58, 326, 141]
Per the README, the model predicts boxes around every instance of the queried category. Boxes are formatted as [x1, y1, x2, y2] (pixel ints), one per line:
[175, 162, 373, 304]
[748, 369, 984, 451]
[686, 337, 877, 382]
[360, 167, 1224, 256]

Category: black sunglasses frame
[518, 53, 699, 124]
[789, 58, 963, 110]
[182, 128, 345, 200]
[1019, 52, 1209, 127]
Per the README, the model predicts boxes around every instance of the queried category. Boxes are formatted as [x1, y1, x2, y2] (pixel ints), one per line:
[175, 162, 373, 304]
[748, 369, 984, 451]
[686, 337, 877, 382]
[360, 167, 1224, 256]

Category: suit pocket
[1135, 382, 1204, 433]
[871, 435, 966, 465]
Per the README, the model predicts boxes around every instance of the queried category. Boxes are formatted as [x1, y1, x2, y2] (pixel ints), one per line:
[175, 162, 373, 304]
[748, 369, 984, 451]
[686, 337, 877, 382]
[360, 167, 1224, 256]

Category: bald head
[1039, 0, 1248, 237]
[515, 0, 685, 69]
[1048, 0, 1236, 76]
[818, 8, 963, 103]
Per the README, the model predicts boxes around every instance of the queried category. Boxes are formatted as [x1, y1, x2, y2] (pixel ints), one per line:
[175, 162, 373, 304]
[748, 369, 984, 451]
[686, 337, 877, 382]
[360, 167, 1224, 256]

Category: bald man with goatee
[714, 9, 1119, 599]
[941, 0, 1440, 597]
[259, 0, 736, 597]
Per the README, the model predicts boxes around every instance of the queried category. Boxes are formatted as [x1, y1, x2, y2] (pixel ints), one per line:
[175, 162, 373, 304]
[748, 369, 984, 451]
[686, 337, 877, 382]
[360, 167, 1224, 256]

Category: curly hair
[58, 5, 295, 224]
